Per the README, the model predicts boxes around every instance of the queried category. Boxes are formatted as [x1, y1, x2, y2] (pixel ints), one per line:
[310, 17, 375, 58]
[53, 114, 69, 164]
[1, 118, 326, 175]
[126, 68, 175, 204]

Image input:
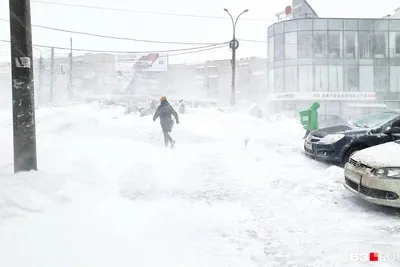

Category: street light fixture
[223, 8, 248, 106]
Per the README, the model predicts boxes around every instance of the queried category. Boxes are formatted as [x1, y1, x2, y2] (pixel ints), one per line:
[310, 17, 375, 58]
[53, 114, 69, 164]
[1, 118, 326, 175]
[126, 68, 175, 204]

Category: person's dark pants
[162, 131, 173, 147]
[161, 120, 174, 147]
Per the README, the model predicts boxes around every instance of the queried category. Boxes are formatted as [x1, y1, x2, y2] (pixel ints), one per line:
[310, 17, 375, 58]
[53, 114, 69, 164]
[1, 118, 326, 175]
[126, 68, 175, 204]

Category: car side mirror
[384, 126, 400, 134]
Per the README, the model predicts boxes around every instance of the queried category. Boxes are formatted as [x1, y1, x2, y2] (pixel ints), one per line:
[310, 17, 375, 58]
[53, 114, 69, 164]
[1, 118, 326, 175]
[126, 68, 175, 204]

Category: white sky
[0, 0, 399, 63]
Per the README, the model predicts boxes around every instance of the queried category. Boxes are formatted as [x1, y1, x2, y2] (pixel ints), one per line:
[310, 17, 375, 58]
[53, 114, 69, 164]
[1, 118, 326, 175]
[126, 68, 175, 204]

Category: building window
[268, 36, 274, 62]
[359, 66, 374, 91]
[328, 31, 342, 58]
[274, 67, 284, 92]
[268, 69, 274, 93]
[359, 31, 373, 58]
[344, 20, 358, 31]
[313, 31, 327, 58]
[298, 31, 313, 58]
[344, 31, 358, 58]
[298, 65, 313, 92]
[374, 66, 388, 92]
[285, 66, 297, 92]
[372, 32, 387, 58]
[284, 20, 298, 32]
[328, 19, 343, 30]
[314, 65, 329, 91]
[329, 66, 343, 91]
[313, 19, 328, 30]
[389, 20, 400, 31]
[344, 65, 359, 92]
[298, 19, 312, 31]
[390, 66, 400, 92]
[285, 32, 297, 59]
[359, 20, 374, 31]
[389, 32, 400, 58]
[274, 34, 285, 60]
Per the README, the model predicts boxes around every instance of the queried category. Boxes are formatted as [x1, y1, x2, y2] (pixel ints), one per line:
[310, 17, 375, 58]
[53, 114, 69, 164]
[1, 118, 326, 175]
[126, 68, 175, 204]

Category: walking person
[153, 96, 179, 148]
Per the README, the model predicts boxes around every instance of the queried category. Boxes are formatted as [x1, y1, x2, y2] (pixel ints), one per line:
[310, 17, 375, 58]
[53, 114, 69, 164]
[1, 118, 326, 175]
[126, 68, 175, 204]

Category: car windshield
[353, 112, 399, 128]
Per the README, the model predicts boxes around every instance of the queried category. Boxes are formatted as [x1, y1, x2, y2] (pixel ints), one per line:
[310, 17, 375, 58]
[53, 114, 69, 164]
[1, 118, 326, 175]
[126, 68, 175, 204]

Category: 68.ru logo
[349, 252, 396, 262]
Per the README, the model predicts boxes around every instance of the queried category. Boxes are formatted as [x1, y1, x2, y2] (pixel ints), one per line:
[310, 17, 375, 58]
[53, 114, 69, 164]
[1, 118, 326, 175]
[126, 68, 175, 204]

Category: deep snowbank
[0, 104, 399, 267]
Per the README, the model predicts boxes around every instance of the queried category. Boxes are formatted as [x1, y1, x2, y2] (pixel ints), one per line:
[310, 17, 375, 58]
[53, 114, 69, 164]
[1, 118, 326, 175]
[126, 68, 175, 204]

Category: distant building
[267, 0, 400, 118]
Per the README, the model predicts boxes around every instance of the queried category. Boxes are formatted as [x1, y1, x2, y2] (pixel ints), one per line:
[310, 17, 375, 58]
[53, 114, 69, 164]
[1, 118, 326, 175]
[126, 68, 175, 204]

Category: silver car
[344, 141, 400, 208]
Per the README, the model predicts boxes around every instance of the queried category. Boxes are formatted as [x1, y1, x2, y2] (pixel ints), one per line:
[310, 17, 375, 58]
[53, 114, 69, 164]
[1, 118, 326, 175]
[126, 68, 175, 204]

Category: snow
[351, 141, 400, 168]
[0, 103, 400, 267]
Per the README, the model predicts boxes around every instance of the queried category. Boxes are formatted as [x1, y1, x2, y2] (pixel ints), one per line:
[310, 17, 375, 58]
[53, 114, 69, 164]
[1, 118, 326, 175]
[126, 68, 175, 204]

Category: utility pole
[223, 8, 249, 106]
[50, 47, 54, 103]
[8, 0, 38, 172]
[69, 37, 73, 99]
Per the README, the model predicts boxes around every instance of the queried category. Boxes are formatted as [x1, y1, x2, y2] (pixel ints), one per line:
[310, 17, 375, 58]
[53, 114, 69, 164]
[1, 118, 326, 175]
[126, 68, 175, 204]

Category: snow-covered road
[0, 103, 399, 267]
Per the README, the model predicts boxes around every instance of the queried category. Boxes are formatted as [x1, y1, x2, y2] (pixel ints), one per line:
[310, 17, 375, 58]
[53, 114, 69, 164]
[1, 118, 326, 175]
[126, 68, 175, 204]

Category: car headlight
[374, 168, 400, 179]
[319, 134, 345, 144]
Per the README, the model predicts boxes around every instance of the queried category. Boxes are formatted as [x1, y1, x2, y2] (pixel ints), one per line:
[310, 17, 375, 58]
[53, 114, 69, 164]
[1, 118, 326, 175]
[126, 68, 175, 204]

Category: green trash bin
[299, 102, 320, 131]
[300, 109, 311, 130]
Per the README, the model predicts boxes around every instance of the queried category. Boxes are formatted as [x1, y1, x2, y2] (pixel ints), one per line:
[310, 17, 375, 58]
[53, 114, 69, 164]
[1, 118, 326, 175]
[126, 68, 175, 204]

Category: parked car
[319, 114, 348, 128]
[304, 110, 400, 166]
[344, 140, 400, 208]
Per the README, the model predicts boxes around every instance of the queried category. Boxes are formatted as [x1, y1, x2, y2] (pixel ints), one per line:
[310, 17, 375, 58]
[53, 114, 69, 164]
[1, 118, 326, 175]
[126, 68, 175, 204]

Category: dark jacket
[153, 100, 179, 131]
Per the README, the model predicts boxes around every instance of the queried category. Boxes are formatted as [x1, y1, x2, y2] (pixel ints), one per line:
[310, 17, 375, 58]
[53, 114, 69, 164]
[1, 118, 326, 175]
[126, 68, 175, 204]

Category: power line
[31, 0, 271, 22]
[0, 40, 228, 53]
[0, 18, 224, 45]
[53, 44, 229, 65]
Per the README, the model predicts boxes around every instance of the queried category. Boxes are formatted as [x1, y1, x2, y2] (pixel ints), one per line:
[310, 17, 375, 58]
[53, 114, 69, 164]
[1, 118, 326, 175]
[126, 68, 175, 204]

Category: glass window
[314, 65, 329, 91]
[268, 69, 274, 93]
[344, 20, 358, 30]
[344, 31, 358, 58]
[298, 65, 313, 92]
[285, 32, 297, 59]
[313, 31, 328, 58]
[372, 32, 388, 58]
[344, 65, 359, 92]
[313, 19, 328, 30]
[374, 65, 389, 92]
[328, 31, 342, 58]
[275, 23, 284, 34]
[268, 26, 274, 38]
[359, 20, 374, 31]
[298, 31, 313, 58]
[329, 19, 343, 30]
[268, 36, 274, 62]
[359, 66, 374, 91]
[390, 66, 400, 92]
[389, 32, 400, 58]
[354, 112, 399, 128]
[329, 66, 343, 91]
[298, 20, 312, 30]
[374, 20, 388, 31]
[389, 20, 400, 31]
[285, 66, 297, 92]
[274, 34, 285, 60]
[274, 67, 284, 92]
[359, 31, 373, 58]
[284, 20, 298, 32]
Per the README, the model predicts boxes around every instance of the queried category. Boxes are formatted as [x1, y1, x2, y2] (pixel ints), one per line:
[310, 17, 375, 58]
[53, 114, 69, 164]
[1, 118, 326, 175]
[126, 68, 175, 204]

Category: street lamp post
[223, 8, 248, 106]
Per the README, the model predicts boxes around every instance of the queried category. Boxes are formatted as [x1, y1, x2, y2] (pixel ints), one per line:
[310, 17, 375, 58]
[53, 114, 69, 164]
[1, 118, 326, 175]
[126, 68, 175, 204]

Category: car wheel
[342, 146, 363, 166]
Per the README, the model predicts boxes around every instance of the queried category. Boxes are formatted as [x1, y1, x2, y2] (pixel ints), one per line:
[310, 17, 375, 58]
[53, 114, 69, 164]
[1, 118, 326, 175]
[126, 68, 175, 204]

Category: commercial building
[267, 0, 400, 118]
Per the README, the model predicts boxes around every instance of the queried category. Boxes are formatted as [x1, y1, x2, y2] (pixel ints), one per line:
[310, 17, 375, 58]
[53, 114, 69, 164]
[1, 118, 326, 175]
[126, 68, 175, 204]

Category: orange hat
[160, 96, 167, 102]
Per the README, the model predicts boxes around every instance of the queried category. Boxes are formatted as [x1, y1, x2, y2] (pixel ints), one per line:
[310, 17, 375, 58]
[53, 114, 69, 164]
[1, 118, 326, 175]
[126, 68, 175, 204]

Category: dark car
[304, 110, 400, 166]
[319, 114, 348, 128]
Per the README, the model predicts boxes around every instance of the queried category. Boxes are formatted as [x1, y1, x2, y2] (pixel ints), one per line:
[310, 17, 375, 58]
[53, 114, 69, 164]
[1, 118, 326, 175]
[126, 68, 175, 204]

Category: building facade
[267, 0, 400, 117]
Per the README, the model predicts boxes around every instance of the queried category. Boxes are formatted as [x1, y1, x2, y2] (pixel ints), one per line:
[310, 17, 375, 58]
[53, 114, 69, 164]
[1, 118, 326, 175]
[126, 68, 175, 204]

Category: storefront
[266, 91, 388, 119]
